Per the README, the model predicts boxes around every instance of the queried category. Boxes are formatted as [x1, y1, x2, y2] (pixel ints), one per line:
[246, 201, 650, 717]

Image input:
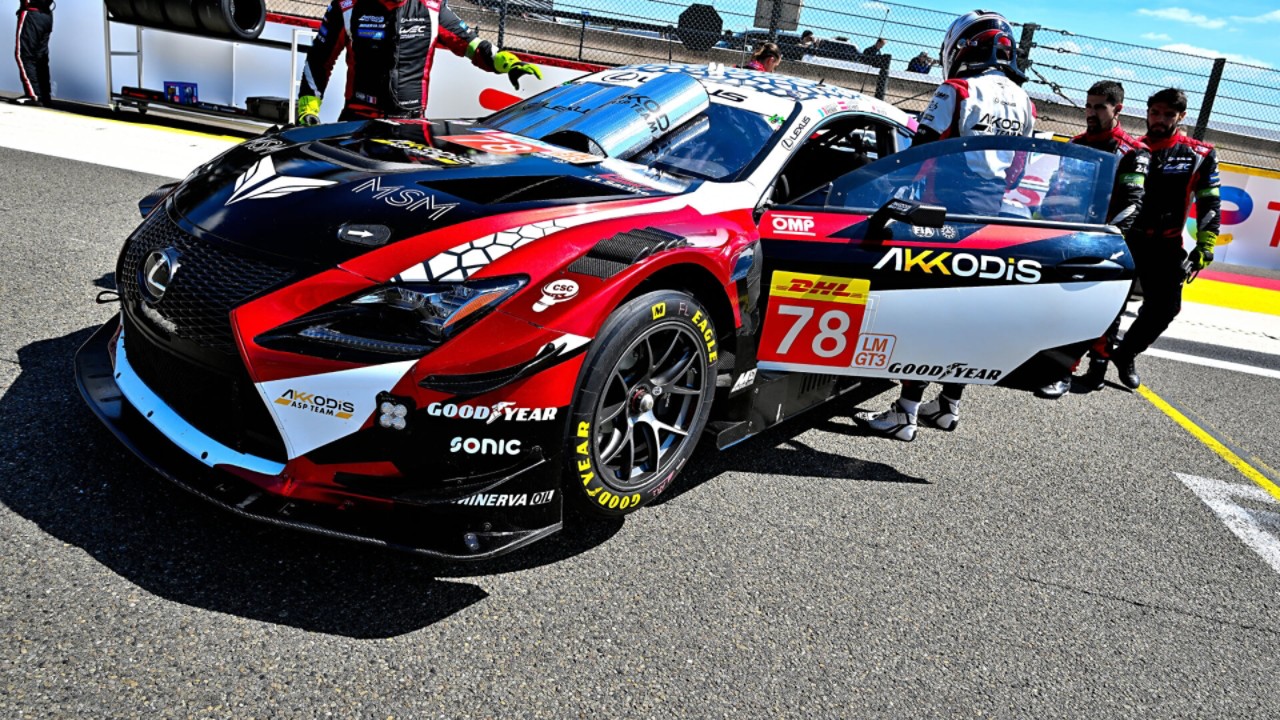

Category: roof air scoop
[541, 74, 710, 161]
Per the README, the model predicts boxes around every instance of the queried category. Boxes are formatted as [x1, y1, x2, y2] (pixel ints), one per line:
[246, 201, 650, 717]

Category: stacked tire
[105, 0, 266, 41]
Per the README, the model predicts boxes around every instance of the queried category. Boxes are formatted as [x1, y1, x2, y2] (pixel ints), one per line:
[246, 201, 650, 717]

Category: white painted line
[1145, 348, 1280, 380]
[0, 104, 237, 179]
[1176, 472, 1280, 576]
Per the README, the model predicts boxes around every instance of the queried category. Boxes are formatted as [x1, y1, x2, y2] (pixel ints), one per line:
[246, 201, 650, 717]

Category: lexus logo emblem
[141, 248, 180, 303]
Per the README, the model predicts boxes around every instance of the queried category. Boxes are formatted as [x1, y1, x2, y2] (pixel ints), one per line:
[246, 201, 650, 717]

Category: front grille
[124, 314, 288, 462]
[118, 211, 294, 355]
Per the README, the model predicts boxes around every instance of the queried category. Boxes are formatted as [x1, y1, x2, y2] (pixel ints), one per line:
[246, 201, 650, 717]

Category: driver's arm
[914, 80, 964, 146]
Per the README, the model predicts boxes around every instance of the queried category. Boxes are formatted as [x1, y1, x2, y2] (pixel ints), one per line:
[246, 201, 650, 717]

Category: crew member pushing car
[297, 0, 543, 124]
[1037, 80, 1150, 398]
[859, 8, 1036, 442]
[14, 0, 53, 106]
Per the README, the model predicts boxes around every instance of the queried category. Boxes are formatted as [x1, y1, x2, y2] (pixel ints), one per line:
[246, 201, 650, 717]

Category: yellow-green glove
[493, 51, 543, 90]
[1191, 230, 1216, 270]
[297, 95, 321, 126]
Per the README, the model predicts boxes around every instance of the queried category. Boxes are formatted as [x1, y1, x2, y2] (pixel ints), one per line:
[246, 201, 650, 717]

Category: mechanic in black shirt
[14, 0, 53, 106]
[297, 0, 543, 123]
[1104, 88, 1220, 390]
[1037, 80, 1150, 398]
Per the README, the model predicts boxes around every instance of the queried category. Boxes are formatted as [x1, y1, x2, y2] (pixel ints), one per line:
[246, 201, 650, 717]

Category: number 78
[775, 305, 853, 358]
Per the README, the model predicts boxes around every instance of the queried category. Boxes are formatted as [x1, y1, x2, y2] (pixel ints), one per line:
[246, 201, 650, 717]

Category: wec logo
[770, 214, 816, 236]
[874, 247, 1042, 283]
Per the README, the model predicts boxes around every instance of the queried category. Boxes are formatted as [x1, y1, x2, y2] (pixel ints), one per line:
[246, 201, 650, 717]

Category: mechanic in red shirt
[1103, 88, 1220, 389]
[1037, 79, 1150, 398]
[14, 0, 53, 106]
[860, 9, 1035, 442]
[297, 0, 543, 123]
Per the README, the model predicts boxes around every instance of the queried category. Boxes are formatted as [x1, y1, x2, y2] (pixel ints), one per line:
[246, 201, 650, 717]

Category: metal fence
[267, 0, 1280, 168]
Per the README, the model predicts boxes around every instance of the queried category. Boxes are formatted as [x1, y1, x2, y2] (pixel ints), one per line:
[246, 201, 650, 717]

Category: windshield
[482, 81, 786, 181]
[628, 103, 781, 181]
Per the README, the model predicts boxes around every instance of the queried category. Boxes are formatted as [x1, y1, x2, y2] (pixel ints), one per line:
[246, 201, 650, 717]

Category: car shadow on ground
[650, 382, 930, 508]
[0, 327, 622, 638]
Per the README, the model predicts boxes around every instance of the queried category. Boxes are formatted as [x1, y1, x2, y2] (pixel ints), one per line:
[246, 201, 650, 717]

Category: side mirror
[865, 198, 946, 240]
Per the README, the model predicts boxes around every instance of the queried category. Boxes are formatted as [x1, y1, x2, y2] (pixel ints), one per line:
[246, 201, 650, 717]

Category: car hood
[166, 119, 692, 270]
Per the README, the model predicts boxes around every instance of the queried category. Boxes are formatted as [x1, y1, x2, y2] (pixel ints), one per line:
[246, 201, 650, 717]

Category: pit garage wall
[2, 6, 1278, 272]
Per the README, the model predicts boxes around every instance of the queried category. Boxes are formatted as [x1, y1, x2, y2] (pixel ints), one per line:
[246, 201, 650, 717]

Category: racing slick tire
[566, 289, 718, 517]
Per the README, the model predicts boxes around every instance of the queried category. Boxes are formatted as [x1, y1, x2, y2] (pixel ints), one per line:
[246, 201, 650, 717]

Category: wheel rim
[592, 322, 707, 492]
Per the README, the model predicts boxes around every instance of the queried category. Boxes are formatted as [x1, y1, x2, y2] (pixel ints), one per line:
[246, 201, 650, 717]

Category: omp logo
[873, 247, 1042, 283]
[770, 214, 815, 236]
[226, 157, 335, 205]
[275, 389, 355, 419]
[352, 178, 458, 219]
[770, 271, 869, 305]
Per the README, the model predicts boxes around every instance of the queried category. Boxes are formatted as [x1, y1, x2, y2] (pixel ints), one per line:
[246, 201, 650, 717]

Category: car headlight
[257, 275, 527, 361]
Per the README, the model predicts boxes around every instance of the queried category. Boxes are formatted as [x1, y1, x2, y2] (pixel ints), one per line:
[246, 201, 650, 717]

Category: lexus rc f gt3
[77, 64, 1132, 558]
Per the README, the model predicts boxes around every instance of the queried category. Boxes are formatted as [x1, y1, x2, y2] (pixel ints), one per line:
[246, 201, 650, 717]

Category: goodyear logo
[769, 271, 870, 305]
[275, 389, 355, 420]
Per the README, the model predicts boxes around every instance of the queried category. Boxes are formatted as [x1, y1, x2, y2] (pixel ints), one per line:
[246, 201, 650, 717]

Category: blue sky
[915, 1, 1280, 68]
[592, 1, 1280, 69]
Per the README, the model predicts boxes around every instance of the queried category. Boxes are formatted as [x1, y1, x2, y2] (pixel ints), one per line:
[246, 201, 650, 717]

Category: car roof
[580, 63, 913, 129]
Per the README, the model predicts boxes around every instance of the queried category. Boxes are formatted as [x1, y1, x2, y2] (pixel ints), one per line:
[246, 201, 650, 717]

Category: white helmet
[940, 9, 1025, 83]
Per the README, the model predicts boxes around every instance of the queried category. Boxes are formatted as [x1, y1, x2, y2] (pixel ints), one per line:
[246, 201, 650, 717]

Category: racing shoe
[1079, 356, 1109, 392]
[919, 395, 960, 431]
[858, 401, 917, 442]
[1115, 355, 1141, 390]
[1035, 375, 1071, 399]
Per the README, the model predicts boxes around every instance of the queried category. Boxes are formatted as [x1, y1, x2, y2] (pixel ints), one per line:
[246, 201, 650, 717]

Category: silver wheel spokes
[595, 324, 704, 491]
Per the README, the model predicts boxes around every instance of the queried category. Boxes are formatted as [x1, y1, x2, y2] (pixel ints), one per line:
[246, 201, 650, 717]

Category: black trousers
[15, 10, 52, 103]
[1114, 241, 1187, 361]
[901, 381, 965, 403]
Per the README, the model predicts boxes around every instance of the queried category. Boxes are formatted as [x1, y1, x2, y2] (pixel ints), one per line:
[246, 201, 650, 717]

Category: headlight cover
[257, 275, 527, 361]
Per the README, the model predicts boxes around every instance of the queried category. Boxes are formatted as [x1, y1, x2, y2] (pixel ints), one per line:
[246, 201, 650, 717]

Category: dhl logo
[769, 271, 870, 305]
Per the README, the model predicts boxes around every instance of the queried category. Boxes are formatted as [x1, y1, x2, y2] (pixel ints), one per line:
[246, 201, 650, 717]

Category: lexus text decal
[874, 247, 1042, 283]
[275, 389, 355, 420]
[758, 271, 871, 370]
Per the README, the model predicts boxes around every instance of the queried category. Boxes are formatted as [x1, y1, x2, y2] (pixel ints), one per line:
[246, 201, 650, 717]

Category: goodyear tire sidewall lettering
[565, 290, 718, 516]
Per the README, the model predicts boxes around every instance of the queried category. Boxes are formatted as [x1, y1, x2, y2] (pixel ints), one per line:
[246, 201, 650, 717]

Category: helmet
[940, 9, 1025, 83]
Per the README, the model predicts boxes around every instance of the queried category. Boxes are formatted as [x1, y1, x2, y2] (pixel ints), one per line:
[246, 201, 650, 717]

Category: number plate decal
[758, 271, 871, 369]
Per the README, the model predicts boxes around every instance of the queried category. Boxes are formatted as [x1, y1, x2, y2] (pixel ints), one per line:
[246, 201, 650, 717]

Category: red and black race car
[77, 64, 1132, 558]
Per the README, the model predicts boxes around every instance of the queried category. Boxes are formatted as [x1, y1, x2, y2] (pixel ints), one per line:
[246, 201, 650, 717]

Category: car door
[755, 134, 1133, 391]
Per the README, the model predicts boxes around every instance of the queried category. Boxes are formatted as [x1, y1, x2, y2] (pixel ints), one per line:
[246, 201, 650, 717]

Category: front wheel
[565, 290, 718, 516]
